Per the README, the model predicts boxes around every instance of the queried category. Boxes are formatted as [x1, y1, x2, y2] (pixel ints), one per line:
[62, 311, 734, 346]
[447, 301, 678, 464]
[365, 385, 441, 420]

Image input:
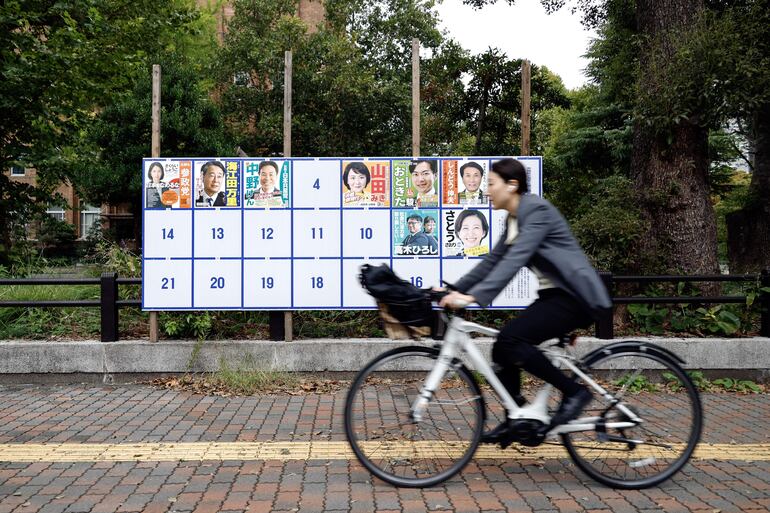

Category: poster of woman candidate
[145, 160, 193, 209]
[342, 161, 390, 207]
[392, 209, 439, 256]
[244, 160, 290, 207]
[443, 208, 490, 257]
[442, 159, 488, 206]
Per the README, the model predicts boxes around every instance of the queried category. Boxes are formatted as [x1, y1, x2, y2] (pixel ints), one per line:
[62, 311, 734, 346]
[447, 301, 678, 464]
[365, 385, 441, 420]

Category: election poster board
[142, 156, 542, 310]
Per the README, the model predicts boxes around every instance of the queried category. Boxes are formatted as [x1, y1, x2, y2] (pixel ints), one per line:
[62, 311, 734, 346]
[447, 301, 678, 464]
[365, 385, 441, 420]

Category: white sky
[434, 0, 597, 90]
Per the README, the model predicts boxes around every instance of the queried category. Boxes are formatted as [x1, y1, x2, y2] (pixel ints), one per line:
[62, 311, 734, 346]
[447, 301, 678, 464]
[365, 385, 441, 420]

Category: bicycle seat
[556, 333, 578, 347]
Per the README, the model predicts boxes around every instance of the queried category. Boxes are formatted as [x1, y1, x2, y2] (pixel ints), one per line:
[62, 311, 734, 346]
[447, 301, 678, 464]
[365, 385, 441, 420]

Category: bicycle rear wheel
[562, 346, 702, 489]
[344, 346, 484, 487]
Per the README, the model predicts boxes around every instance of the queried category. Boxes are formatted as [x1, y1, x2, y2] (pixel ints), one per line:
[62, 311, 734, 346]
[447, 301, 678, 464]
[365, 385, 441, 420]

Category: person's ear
[507, 179, 519, 192]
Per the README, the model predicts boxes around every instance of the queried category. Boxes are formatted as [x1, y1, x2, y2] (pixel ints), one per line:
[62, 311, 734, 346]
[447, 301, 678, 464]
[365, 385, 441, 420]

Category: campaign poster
[443, 208, 490, 257]
[391, 159, 439, 208]
[244, 160, 290, 207]
[443, 159, 488, 206]
[392, 209, 439, 256]
[342, 161, 390, 207]
[194, 159, 240, 208]
[145, 160, 193, 209]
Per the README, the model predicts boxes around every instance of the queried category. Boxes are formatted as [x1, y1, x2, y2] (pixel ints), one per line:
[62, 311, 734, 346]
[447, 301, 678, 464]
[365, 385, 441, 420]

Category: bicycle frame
[411, 314, 642, 436]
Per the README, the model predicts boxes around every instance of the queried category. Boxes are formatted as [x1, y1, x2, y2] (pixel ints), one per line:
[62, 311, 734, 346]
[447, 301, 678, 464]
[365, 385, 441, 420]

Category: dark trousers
[492, 288, 593, 398]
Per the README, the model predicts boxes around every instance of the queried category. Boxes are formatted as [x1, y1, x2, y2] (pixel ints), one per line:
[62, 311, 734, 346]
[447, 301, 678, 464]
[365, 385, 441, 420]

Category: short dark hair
[491, 158, 528, 193]
[409, 159, 436, 175]
[342, 162, 371, 190]
[459, 161, 484, 178]
[259, 160, 279, 173]
[423, 216, 436, 224]
[147, 162, 164, 181]
[201, 160, 226, 177]
[406, 214, 423, 223]
[455, 209, 489, 239]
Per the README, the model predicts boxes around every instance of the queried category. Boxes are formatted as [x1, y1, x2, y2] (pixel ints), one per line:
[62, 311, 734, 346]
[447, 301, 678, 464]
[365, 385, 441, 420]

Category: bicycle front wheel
[562, 346, 702, 489]
[344, 346, 484, 487]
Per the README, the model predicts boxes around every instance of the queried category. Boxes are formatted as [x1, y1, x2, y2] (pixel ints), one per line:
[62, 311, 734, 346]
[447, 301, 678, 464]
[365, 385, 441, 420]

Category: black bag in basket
[359, 263, 432, 327]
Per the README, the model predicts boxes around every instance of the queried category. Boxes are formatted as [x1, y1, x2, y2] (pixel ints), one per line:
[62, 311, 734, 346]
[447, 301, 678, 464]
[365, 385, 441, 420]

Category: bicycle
[344, 289, 703, 489]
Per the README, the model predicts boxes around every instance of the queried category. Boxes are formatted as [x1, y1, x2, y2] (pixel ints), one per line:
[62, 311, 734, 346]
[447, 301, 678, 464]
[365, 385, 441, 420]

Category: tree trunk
[631, 0, 719, 277]
[474, 77, 491, 155]
[727, 103, 770, 272]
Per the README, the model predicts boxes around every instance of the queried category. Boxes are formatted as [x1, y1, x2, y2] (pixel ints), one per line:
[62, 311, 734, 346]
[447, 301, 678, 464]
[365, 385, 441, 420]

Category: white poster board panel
[193, 210, 242, 258]
[193, 259, 242, 308]
[243, 259, 292, 308]
[293, 259, 342, 308]
[243, 210, 292, 258]
[342, 258, 389, 308]
[392, 259, 440, 290]
[292, 209, 341, 258]
[143, 210, 192, 258]
[293, 160, 341, 208]
[342, 210, 391, 257]
[143, 260, 192, 309]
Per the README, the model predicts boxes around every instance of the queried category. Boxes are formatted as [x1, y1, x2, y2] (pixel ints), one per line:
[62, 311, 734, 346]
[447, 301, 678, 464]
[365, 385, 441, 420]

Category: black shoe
[480, 420, 510, 444]
[480, 394, 527, 444]
[550, 386, 592, 428]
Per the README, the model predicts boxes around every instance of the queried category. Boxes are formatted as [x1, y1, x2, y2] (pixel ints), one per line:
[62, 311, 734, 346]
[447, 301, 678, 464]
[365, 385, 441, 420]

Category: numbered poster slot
[342, 259, 389, 308]
[144, 210, 192, 258]
[391, 259, 441, 292]
[293, 160, 341, 208]
[293, 260, 342, 308]
[193, 259, 242, 308]
[143, 260, 192, 308]
[243, 210, 291, 257]
[193, 209, 242, 258]
[292, 210, 341, 258]
[342, 210, 390, 257]
[243, 260, 292, 308]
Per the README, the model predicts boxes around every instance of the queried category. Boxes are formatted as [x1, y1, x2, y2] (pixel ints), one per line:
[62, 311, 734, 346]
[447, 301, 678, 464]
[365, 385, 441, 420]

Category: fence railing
[0, 273, 140, 342]
[0, 271, 768, 341]
[595, 270, 770, 339]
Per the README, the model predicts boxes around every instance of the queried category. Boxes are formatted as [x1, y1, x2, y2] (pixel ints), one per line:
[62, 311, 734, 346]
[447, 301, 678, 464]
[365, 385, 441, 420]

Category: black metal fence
[0, 273, 140, 342]
[0, 271, 768, 341]
[595, 269, 770, 339]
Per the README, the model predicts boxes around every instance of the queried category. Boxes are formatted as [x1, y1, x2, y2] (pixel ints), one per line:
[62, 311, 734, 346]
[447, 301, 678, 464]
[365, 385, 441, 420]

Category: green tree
[0, 0, 200, 262]
[214, 0, 444, 157]
[74, 55, 233, 243]
[464, 0, 720, 277]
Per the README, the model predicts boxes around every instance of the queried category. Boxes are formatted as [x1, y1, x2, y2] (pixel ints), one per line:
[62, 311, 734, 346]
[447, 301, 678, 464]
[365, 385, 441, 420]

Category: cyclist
[438, 158, 612, 442]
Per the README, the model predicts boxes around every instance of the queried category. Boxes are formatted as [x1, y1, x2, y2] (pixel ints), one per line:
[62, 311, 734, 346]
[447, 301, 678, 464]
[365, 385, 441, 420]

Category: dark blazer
[454, 194, 611, 320]
[401, 232, 438, 253]
[196, 191, 226, 207]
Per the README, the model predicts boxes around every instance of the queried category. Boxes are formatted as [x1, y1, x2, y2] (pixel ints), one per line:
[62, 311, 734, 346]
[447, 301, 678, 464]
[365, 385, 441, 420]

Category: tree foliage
[74, 55, 233, 242]
[0, 0, 201, 260]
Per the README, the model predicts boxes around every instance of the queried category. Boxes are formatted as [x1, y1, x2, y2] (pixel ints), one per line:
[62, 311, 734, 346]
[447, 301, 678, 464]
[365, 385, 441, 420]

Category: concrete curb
[0, 338, 768, 378]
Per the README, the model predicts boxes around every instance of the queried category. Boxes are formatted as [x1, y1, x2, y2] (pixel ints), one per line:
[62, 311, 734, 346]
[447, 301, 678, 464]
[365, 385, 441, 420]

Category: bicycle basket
[359, 263, 438, 338]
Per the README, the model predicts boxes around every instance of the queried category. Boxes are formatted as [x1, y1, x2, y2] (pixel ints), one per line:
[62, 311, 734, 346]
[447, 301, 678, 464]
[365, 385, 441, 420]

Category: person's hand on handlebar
[438, 291, 476, 309]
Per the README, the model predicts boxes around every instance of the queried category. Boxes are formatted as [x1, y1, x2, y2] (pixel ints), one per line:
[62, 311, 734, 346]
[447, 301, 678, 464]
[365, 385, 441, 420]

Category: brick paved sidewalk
[0, 384, 768, 513]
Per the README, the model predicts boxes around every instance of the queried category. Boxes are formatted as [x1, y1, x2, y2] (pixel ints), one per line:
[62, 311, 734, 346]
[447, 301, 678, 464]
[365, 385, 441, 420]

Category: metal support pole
[101, 272, 119, 342]
[596, 271, 614, 339]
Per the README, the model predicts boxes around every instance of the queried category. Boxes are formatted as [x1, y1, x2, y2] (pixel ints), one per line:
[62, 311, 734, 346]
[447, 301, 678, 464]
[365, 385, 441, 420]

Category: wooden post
[520, 59, 531, 156]
[149, 64, 161, 342]
[412, 38, 420, 157]
[283, 51, 293, 342]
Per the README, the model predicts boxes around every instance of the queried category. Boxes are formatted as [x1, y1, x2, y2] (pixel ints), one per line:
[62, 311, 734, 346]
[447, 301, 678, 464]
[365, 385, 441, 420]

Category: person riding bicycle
[438, 158, 612, 443]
